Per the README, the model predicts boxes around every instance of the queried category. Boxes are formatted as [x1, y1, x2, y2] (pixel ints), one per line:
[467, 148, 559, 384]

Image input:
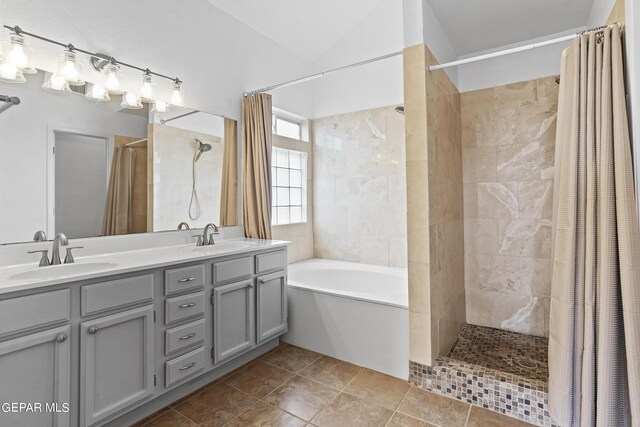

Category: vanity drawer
[165, 346, 205, 387]
[0, 289, 70, 336]
[165, 318, 205, 355]
[256, 250, 286, 274]
[165, 292, 205, 325]
[213, 256, 252, 285]
[81, 274, 154, 317]
[165, 265, 205, 296]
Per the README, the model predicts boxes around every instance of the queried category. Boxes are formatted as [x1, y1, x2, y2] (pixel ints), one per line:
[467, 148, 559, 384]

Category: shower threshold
[409, 324, 557, 427]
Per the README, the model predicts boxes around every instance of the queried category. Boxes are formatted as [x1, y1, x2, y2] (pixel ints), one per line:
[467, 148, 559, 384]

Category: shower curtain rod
[244, 50, 403, 95]
[123, 138, 147, 147]
[0, 94, 20, 114]
[429, 22, 622, 72]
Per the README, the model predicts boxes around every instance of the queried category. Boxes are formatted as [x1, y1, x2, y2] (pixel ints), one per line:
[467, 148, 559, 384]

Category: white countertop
[0, 238, 289, 295]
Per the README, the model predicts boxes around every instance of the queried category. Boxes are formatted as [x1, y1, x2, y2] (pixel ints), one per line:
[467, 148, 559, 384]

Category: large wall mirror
[0, 71, 238, 245]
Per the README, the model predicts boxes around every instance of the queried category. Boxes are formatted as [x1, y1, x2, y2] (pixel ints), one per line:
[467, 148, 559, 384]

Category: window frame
[272, 115, 302, 140]
[271, 147, 307, 226]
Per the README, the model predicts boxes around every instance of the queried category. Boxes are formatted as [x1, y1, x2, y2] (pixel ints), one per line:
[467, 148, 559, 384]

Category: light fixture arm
[2, 24, 181, 83]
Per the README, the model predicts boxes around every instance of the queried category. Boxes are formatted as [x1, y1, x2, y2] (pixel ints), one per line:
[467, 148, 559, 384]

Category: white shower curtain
[548, 25, 640, 426]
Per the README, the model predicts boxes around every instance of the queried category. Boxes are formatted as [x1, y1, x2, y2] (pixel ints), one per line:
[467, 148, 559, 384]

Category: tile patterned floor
[447, 324, 549, 382]
[132, 343, 535, 427]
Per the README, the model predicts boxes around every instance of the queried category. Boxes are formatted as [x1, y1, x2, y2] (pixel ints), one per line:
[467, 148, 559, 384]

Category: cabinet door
[213, 280, 255, 364]
[0, 325, 71, 427]
[256, 271, 288, 344]
[80, 306, 154, 427]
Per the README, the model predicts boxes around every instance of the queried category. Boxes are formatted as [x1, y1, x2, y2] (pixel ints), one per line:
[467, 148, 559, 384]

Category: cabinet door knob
[88, 326, 99, 335]
[55, 333, 67, 343]
[259, 279, 266, 285]
[248, 283, 255, 289]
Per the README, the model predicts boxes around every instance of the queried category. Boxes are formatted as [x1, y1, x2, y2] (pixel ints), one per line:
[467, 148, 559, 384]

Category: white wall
[310, 1, 404, 119]
[456, 28, 584, 93]
[0, 73, 147, 244]
[0, 0, 314, 120]
[626, 0, 640, 216]
[588, 0, 619, 26]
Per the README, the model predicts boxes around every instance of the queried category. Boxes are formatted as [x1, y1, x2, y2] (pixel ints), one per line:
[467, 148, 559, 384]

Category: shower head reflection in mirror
[189, 138, 213, 220]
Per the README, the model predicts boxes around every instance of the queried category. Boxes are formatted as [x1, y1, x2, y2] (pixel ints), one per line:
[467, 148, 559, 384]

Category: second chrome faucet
[28, 232, 83, 267]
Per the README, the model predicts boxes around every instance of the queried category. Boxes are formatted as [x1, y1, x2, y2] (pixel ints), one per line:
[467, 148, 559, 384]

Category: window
[271, 147, 307, 225]
[272, 115, 302, 140]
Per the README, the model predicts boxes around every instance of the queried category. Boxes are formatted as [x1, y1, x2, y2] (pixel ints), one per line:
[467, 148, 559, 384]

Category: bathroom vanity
[0, 238, 288, 427]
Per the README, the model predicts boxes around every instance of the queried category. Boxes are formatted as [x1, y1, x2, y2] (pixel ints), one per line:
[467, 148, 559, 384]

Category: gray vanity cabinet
[212, 280, 255, 364]
[256, 270, 288, 344]
[80, 305, 154, 427]
[0, 325, 71, 427]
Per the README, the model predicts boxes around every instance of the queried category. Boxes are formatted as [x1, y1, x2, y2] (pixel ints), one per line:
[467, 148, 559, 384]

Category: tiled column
[404, 44, 433, 366]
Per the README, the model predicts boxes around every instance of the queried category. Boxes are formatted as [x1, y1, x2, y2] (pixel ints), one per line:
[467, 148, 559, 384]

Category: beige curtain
[220, 118, 238, 226]
[549, 25, 640, 426]
[102, 147, 137, 235]
[242, 93, 272, 239]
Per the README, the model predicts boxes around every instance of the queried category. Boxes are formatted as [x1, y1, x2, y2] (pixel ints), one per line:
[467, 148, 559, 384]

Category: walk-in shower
[188, 138, 212, 220]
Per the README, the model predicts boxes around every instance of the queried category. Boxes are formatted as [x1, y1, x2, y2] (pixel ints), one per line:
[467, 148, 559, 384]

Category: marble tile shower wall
[311, 106, 407, 267]
[461, 77, 559, 337]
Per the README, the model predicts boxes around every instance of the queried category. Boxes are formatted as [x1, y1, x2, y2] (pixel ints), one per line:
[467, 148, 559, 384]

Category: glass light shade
[58, 49, 84, 86]
[139, 73, 154, 103]
[102, 62, 123, 94]
[0, 61, 26, 83]
[42, 73, 71, 93]
[85, 83, 110, 102]
[121, 91, 143, 109]
[169, 81, 184, 108]
[2, 33, 36, 74]
[153, 100, 170, 113]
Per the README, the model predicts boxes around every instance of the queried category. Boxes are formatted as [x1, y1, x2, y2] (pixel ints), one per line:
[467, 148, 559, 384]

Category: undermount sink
[186, 241, 260, 252]
[8, 262, 118, 281]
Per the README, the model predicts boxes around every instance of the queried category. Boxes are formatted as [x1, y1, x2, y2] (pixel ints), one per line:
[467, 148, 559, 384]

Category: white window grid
[272, 115, 302, 140]
[271, 147, 307, 225]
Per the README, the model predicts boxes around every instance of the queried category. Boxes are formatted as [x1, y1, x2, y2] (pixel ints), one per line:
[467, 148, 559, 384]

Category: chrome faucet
[51, 233, 69, 265]
[177, 222, 190, 230]
[202, 223, 219, 246]
[33, 230, 48, 242]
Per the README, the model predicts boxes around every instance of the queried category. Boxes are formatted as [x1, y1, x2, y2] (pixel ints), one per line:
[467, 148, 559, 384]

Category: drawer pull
[178, 277, 196, 283]
[179, 302, 196, 309]
[88, 326, 99, 335]
[179, 362, 196, 371]
[55, 333, 67, 343]
[179, 332, 197, 340]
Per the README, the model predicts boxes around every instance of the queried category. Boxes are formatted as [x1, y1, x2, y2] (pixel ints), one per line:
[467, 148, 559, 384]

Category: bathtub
[282, 259, 409, 379]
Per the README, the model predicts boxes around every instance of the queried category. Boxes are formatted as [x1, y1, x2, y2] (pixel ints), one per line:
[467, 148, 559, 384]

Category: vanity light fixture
[42, 72, 71, 93]
[1, 32, 36, 74]
[0, 62, 26, 83]
[169, 79, 184, 108]
[85, 83, 110, 102]
[121, 91, 143, 109]
[102, 61, 123, 95]
[139, 70, 154, 103]
[153, 100, 170, 113]
[58, 47, 84, 86]
[1, 25, 185, 108]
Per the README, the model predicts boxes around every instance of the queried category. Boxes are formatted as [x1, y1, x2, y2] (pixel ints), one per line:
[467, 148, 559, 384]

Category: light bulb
[140, 72, 154, 102]
[103, 63, 122, 94]
[169, 81, 184, 108]
[58, 49, 84, 86]
[42, 73, 70, 93]
[3, 33, 36, 74]
[8, 44, 27, 68]
[121, 91, 143, 109]
[85, 83, 110, 102]
[0, 61, 25, 83]
[154, 100, 170, 113]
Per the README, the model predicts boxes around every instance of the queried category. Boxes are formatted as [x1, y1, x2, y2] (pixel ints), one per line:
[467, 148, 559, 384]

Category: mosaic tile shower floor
[409, 324, 557, 426]
[447, 324, 549, 382]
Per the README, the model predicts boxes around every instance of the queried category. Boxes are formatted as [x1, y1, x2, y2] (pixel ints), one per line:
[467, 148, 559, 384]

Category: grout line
[170, 407, 200, 426]
[464, 404, 472, 427]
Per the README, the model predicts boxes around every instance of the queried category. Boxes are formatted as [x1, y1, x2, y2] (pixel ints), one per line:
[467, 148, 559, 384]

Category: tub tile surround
[404, 43, 466, 367]
[461, 77, 559, 337]
[271, 134, 315, 264]
[311, 105, 408, 268]
[135, 343, 534, 427]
